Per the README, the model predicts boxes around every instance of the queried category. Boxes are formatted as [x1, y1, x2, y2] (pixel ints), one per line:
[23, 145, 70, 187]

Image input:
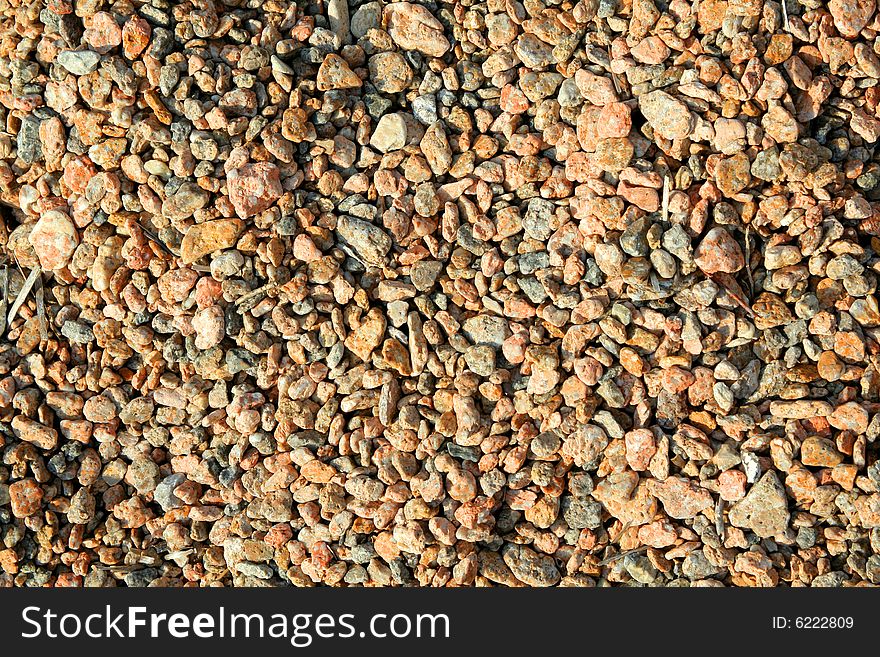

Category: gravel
[2, 0, 880, 589]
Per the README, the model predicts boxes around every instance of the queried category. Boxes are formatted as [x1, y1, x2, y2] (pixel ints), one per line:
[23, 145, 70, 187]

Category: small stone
[718, 470, 748, 502]
[9, 479, 43, 518]
[502, 544, 560, 586]
[337, 216, 392, 264]
[761, 105, 799, 143]
[829, 402, 870, 433]
[410, 260, 444, 291]
[649, 476, 713, 519]
[317, 54, 362, 91]
[693, 227, 744, 274]
[12, 416, 58, 450]
[420, 121, 452, 175]
[800, 436, 844, 467]
[57, 50, 101, 75]
[67, 488, 96, 525]
[163, 182, 210, 220]
[352, 2, 383, 38]
[181, 219, 244, 263]
[125, 457, 161, 494]
[829, 0, 876, 37]
[83, 12, 121, 52]
[593, 471, 658, 526]
[122, 16, 151, 59]
[638, 520, 678, 548]
[28, 210, 78, 270]
[770, 400, 833, 419]
[729, 471, 790, 538]
[464, 345, 496, 376]
[344, 308, 387, 361]
[851, 107, 880, 144]
[632, 38, 670, 65]
[192, 306, 226, 349]
[327, 0, 351, 43]
[638, 90, 693, 139]
[227, 163, 283, 219]
[384, 2, 451, 57]
[370, 113, 408, 152]
[624, 429, 656, 471]
[715, 152, 752, 196]
[369, 52, 412, 93]
[751, 148, 782, 180]
[462, 315, 512, 348]
[624, 554, 658, 584]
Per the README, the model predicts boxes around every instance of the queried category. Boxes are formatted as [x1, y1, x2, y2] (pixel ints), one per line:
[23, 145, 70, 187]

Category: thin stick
[715, 497, 727, 544]
[0, 265, 7, 336]
[744, 224, 754, 296]
[597, 546, 649, 567]
[662, 175, 670, 224]
[35, 274, 48, 342]
[234, 282, 278, 307]
[139, 224, 178, 258]
[781, 0, 789, 31]
[610, 520, 632, 544]
[709, 273, 755, 318]
[607, 47, 621, 95]
[7, 266, 41, 328]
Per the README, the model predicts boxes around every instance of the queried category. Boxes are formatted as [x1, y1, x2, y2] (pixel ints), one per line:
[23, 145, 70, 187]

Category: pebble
[370, 113, 409, 153]
[337, 215, 391, 264]
[317, 54, 362, 91]
[56, 49, 100, 75]
[502, 544, 560, 587]
[729, 472, 791, 538]
[384, 3, 451, 57]
[9, 480, 43, 518]
[27, 210, 78, 270]
[639, 90, 693, 139]
[227, 163, 283, 219]
[693, 227, 744, 274]
[181, 219, 245, 264]
[829, 0, 876, 37]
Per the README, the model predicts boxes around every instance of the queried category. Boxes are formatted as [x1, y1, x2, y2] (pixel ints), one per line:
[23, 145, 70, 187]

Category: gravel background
[1, 0, 880, 587]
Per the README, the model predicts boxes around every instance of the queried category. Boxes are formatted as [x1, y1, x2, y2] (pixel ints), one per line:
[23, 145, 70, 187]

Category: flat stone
[336, 215, 392, 264]
[729, 471, 790, 538]
[694, 227, 744, 274]
[317, 53, 362, 91]
[227, 163, 283, 218]
[638, 90, 694, 139]
[57, 49, 101, 75]
[370, 113, 408, 152]
[384, 2, 451, 57]
[181, 219, 245, 263]
[28, 210, 78, 270]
